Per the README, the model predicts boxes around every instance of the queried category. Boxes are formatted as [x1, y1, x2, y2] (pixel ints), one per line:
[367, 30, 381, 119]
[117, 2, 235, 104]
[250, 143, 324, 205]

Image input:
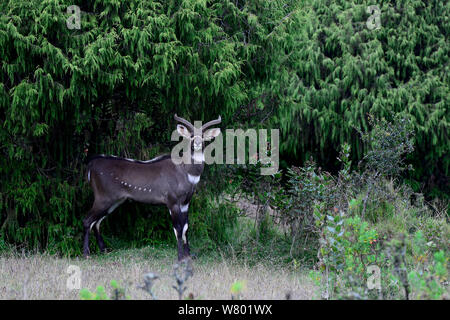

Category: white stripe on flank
[87, 170, 91, 182]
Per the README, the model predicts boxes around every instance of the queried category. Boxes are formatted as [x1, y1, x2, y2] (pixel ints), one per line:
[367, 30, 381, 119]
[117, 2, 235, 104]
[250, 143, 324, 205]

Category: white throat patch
[187, 174, 200, 184]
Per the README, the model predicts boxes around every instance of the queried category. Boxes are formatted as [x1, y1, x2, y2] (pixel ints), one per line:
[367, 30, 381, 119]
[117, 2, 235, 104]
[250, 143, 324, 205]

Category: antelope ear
[203, 128, 221, 141]
[177, 125, 191, 139]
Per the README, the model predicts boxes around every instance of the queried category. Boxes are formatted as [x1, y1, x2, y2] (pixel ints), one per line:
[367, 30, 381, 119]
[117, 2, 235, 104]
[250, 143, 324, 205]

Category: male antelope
[83, 115, 221, 260]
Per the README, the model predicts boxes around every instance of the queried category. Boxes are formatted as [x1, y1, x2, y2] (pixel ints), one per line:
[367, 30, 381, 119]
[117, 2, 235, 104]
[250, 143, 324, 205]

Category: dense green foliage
[264, 0, 449, 188]
[0, 0, 448, 253]
[275, 119, 448, 299]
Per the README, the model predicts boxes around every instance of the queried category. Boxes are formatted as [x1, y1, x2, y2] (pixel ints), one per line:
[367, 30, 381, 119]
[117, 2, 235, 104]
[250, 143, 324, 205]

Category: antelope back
[87, 155, 189, 205]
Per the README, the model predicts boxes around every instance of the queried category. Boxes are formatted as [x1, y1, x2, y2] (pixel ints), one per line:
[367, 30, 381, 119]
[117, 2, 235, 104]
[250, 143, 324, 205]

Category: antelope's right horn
[174, 114, 195, 131]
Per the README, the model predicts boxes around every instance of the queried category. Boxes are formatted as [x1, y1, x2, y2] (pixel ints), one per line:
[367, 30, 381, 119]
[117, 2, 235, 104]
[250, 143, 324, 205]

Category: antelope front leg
[182, 220, 190, 258]
[83, 202, 110, 258]
[170, 204, 191, 261]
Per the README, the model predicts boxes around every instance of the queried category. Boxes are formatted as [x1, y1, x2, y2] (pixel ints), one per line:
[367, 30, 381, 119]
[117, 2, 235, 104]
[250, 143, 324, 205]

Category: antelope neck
[183, 153, 204, 177]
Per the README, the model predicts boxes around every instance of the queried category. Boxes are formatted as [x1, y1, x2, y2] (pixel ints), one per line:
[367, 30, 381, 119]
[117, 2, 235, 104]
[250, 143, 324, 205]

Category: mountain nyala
[83, 115, 221, 260]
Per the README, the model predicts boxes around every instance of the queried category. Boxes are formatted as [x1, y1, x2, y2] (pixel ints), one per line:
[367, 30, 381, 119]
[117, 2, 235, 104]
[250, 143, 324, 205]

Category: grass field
[0, 245, 316, 300]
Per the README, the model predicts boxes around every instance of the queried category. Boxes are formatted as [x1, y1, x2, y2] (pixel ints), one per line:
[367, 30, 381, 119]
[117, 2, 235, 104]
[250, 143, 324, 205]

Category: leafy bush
[284, 161, 334, 248]
[296, 116, 449, 299]
[359, 114, 414, 178]
[313, 206, 386, 299]
[80, 280, 129, 300]
[188, 181, 240, 254]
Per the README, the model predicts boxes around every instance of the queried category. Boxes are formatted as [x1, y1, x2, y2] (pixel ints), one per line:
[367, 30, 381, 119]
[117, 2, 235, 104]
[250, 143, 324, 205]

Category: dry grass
[0, 246, 317, 300]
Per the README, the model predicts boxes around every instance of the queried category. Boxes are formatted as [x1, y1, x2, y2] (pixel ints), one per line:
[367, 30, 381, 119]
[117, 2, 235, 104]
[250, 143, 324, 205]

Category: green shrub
[408, 250, 448, 300]
[313, 205, 386, 299]
[301, 117, 448, 299]
[80, 280, 129, 300]
[189, 194, 240, 253]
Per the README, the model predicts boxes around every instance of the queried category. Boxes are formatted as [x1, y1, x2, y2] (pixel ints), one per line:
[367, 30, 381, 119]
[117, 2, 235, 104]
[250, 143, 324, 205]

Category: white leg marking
[169, 210, 172, 216]
[181, 204, 189, 213]
[89, 221, 96, 232]
[95, 216, 107, 232]
[173, 228, 178, 239]
[182, 223, 188, 244]
[187, 174, 200, 184]
[87, 170, 91, 182]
